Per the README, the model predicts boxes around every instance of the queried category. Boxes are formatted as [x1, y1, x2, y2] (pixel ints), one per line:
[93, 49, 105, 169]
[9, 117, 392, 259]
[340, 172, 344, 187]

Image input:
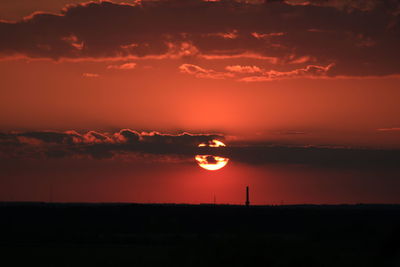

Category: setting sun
[196, 140, 229, 171]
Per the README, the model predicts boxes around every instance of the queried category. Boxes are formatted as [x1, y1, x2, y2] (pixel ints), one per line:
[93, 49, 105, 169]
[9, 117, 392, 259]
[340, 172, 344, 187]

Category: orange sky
[2, 158, 400, 204]
[1, 0, 400, 204]
[1, 58, 399, 148]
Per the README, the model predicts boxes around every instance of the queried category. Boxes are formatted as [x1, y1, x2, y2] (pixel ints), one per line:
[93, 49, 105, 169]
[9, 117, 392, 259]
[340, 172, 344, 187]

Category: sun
[198, 139, 226, 148]
[195, 140, 229, 171]
[195, 155, 229, 171]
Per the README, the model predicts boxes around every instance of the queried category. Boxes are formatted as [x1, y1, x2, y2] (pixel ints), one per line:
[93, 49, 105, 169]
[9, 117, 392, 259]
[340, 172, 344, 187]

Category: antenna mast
[245, 186, 250, 207]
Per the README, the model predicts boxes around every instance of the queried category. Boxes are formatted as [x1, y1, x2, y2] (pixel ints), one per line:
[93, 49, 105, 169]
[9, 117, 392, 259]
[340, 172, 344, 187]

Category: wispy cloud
[179, 64, 234, 79]
[107, 62, 137, 70]
[239, 64, 334, 82]
[82, 73, 99, 78]
[377, 127, 400, 132]
[180, 63, 333, 81]
[225, 65, 262, 74]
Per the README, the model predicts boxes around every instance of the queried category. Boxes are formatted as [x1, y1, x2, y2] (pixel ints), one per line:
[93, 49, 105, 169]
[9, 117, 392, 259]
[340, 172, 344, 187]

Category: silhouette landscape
[1, 0, 400, 266]
[1, 202, 400, 267]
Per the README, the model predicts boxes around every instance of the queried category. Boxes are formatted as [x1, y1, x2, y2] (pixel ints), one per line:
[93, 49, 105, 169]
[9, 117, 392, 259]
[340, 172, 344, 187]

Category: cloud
[240, 64, 333, 81]
[114, 129, 140, 143]
[0, 0, 399, 77]
[224, 144, 400, 169]
[179, 64, 234, 79]
[377, 127, 400, 132]
[15, 130, 82, 144]
[0, 129, 223, 160]
[180, 63, 332, 81]
[82, 73, 99, 78]
[286, 0, 400, 13]
[271, 130, 307, 135]
[107, 62, 136, 70]
[225, 65, 263, 74]
[1, 129, 400, 169]
[83, 131, 113, 143]
[251, 32, 286, 39]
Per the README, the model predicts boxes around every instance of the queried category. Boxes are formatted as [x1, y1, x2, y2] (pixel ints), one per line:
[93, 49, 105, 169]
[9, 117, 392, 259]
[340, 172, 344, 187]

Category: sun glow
[195, 140, 229, 171]
[198, 139, 226, 148]
[195, 155, 229, 171]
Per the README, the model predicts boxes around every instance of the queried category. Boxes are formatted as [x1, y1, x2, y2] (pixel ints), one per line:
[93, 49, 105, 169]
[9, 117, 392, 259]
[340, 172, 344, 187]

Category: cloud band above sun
[0, 0, 400, 78]
[1, 129, 400, 170]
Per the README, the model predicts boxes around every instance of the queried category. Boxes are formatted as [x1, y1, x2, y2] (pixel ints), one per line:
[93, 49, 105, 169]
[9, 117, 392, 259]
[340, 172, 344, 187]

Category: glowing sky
[0, 0, 400, 204]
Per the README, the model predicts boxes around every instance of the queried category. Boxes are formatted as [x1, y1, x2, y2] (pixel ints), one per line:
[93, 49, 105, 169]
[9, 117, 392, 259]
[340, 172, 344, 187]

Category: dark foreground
[1, 203, 400, 267]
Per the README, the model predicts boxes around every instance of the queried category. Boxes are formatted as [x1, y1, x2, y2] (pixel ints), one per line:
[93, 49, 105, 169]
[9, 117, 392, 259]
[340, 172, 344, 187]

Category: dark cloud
[116, 129, 140, 143]
[205, 155, 218, 164]
[287, 0, 400, 13]
[18, 131, 82, 143]
[0, 129, 223, 160]
[0, 0, 399, 77]
[223, 145, 400, 169]
[1, 129, 400, 169]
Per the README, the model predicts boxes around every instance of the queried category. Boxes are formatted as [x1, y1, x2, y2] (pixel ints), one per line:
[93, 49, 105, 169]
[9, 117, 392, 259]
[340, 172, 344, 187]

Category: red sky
[0, 0, 399, 204]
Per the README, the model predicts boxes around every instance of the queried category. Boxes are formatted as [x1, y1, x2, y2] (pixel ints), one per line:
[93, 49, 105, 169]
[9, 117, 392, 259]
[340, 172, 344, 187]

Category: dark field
[1, 203, 400, 267]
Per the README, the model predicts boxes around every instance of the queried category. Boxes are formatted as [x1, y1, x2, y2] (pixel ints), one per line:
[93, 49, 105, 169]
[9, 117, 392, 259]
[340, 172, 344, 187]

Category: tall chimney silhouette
[245, 186, 250, 207]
